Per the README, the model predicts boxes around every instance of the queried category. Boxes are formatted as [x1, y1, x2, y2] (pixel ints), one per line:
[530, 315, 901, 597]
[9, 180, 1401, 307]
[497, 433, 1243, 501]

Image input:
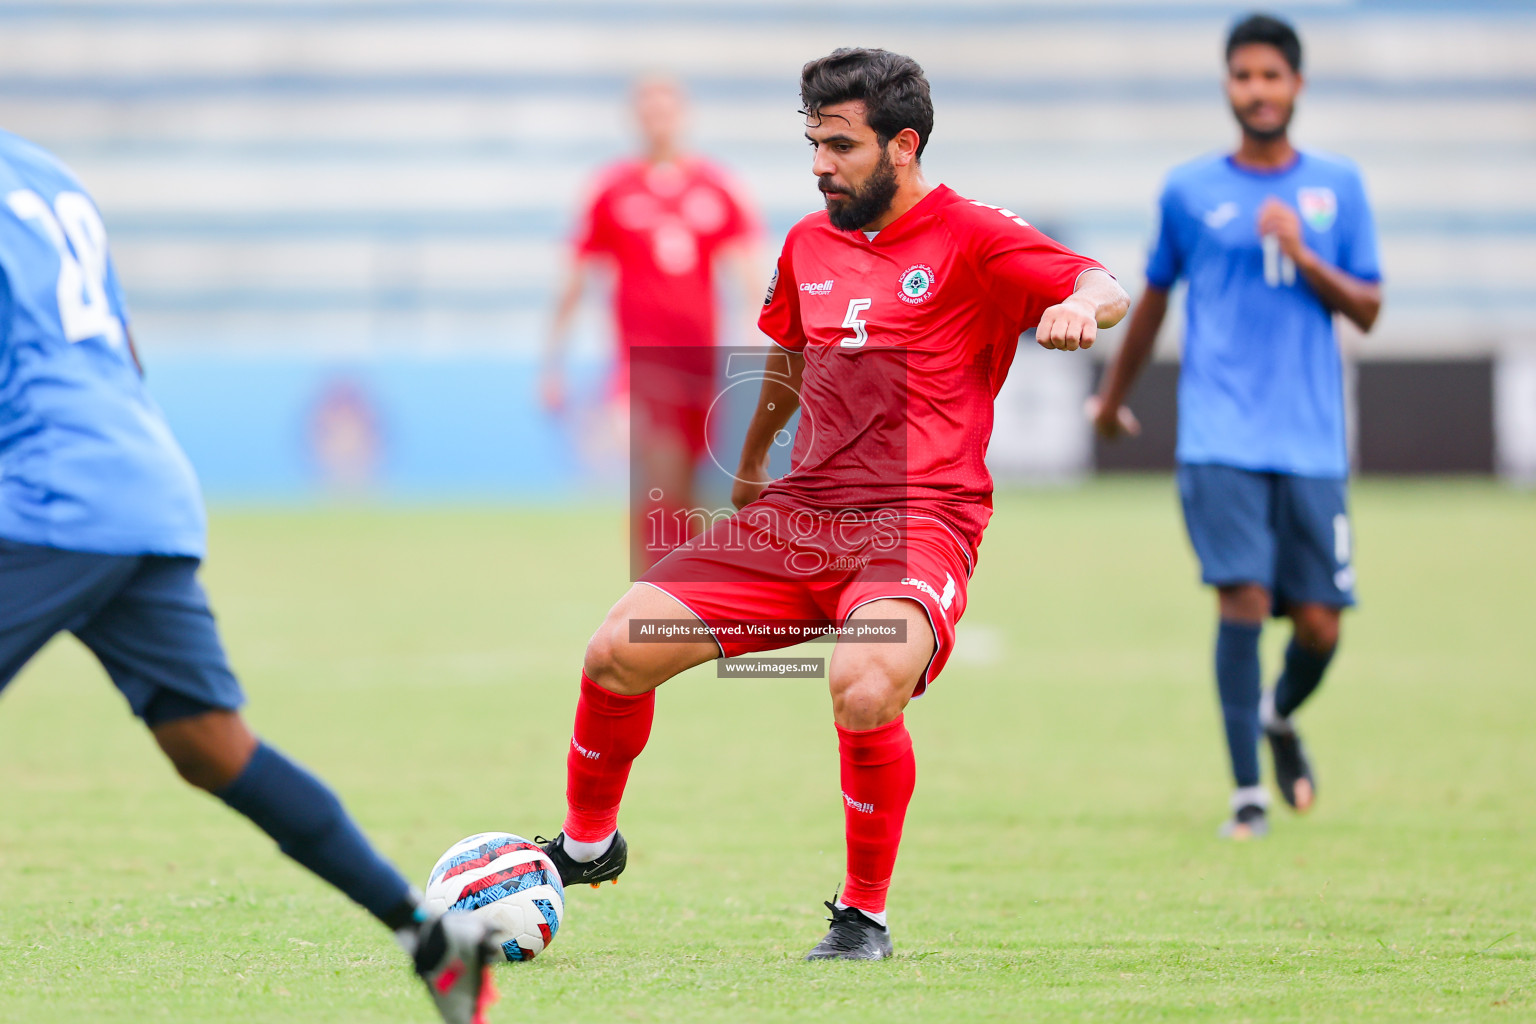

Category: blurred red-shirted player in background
[544, 76, 762, 570]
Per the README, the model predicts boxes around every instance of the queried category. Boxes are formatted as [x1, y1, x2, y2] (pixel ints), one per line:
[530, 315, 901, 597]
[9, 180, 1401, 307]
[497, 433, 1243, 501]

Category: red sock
[563, 673, 656, 842]
[836, 715, 916, 915]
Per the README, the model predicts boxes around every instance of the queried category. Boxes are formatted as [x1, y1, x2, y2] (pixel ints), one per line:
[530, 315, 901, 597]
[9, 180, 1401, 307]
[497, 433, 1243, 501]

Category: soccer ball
[423, 832, 565, 962]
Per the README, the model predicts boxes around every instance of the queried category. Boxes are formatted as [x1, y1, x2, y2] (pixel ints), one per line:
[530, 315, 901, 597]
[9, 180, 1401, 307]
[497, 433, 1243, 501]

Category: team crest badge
[897, 264, 936, 305]
[1297, 187, 1337, 232]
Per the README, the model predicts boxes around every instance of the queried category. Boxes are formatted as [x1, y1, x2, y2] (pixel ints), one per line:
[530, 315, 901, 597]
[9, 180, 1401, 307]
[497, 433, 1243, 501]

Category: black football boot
[537, 831, 627, 889]
[805, 900, 894, 961]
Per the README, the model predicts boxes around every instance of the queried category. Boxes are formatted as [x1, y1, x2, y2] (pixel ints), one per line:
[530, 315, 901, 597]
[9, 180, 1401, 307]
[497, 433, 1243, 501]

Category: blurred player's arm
[1259, 198, 1381, 333]
[1089, 284, 1169, 439]
[542, 256, 597, 412]
[731, 350, 804, 510]
[719, 241, 767, 340]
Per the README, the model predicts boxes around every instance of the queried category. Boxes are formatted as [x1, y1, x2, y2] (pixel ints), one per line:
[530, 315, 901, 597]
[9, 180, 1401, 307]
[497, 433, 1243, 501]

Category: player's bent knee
[1292, 606, 1341, 654]
[583, 586, 718, 696]
[1299, 623, 1339, 655]
[582, 618, 618, 675]
[151, 709, 258, 792]
[829, 665, 914, 731]
[582, 610, 662, 697]
[581, 619, 632, 692]
[829, 679, 908, 731]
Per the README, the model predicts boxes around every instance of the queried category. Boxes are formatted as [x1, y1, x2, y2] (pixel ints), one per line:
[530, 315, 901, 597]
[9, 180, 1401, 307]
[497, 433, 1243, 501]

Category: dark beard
[821, 149, 899, 231]
[1234, 103, 1293, 143]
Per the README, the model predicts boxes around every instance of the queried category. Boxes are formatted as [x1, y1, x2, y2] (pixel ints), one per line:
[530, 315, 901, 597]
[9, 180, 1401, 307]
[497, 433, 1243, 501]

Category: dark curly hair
[799, 48, 934, 159]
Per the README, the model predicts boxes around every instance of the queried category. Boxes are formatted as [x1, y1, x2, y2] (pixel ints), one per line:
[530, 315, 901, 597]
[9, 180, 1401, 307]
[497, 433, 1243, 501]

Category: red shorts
[640, 503, 973, 695]
[623, 343, 716, 461]
[632, 392, 709, 461]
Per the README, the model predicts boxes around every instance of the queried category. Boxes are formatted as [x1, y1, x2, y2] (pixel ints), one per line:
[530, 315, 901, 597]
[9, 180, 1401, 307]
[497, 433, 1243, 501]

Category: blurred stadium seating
[2, 1, 1531, 491]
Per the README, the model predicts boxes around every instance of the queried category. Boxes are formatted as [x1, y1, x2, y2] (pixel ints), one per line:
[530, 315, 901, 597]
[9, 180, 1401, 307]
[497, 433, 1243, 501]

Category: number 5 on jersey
[840, 298, 872, 349]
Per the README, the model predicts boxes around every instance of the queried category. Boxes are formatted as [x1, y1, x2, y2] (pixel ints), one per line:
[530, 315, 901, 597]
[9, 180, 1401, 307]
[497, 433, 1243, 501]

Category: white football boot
[401, 910, 500, 1024]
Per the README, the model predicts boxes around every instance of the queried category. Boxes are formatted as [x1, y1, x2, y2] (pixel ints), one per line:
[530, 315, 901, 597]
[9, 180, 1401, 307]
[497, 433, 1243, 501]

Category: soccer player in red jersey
[538, 49, 1129, 959]
[544, 76, 762, 569]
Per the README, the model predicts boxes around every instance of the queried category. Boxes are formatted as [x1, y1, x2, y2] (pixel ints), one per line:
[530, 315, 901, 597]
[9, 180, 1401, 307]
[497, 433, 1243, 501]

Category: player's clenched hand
[1258, 197, 1307, 262]
[1036, 296, 1099, 352]
[731, 461, 772, 510]
[1085, 395, 1142, 439]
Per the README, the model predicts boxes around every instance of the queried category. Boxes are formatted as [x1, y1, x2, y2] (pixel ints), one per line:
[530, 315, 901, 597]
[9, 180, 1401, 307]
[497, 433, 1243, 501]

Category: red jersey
[575, 157, 759, 350]
[755, 184, 1104, 560]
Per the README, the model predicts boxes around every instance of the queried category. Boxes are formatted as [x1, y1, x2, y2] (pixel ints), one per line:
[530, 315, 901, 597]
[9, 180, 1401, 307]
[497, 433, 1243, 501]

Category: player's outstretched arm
[731, 350, 804, 509]
[1036, 269, 1129, 353]
[1089, 284, 1169, 439]
[1259, 198, 1382, 333]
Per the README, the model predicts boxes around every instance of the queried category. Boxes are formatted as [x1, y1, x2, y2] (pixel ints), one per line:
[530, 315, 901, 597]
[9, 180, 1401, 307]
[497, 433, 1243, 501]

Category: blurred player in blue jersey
[1091, 14, 1382, 839]
[0, 130, 498, 1022]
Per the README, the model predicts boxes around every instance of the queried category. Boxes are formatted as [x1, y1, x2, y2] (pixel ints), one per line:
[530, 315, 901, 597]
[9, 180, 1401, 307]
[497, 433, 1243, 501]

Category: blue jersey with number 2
[0, 130, 204, 556]
[1148, 151, 1380, 478]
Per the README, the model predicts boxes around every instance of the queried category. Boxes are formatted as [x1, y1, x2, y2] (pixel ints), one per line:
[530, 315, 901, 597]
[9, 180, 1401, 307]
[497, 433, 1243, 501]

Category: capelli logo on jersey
[900, 573, 956, 611]
[799, 279, 835, 296]
[843, 792, 875, 814]
[897, 264, 936, 305]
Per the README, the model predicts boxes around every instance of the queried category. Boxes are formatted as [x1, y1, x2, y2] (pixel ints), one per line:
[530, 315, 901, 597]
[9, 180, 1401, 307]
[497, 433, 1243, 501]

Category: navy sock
[1274, 638, 1336, 719]
[217, 742, 415, 926]
[1215, 620, 1263, 789]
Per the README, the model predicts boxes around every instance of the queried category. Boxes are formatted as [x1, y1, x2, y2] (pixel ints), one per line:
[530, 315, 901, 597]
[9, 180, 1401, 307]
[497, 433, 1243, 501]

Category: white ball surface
[423, 832, 565, 962]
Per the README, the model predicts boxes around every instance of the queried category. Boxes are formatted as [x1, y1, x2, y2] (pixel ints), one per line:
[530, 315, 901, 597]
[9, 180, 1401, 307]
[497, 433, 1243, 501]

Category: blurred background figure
[308, 376, 385, 493]
[543, 76, 762, 572]
[1093, 13, 1380, 841]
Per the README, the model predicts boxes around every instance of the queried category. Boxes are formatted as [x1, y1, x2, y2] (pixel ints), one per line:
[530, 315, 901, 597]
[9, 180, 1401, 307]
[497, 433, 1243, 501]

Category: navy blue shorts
[0, 538, 244, 721]
[1177, 463, 1356, 615]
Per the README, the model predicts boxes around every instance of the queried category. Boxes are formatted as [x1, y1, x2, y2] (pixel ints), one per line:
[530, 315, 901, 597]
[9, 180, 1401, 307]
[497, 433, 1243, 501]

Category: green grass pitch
[1, 477, 1532, 1022]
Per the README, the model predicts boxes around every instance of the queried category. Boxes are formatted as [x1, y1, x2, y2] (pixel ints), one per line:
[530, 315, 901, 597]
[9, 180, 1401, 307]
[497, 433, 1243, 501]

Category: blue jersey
[1147, 151, 1381, 478]
[0, 130, 204, 557]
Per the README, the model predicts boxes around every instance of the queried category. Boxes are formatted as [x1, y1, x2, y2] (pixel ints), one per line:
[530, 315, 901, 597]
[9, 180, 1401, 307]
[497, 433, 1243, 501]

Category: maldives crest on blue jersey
[1297, 187, 1338, 232]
